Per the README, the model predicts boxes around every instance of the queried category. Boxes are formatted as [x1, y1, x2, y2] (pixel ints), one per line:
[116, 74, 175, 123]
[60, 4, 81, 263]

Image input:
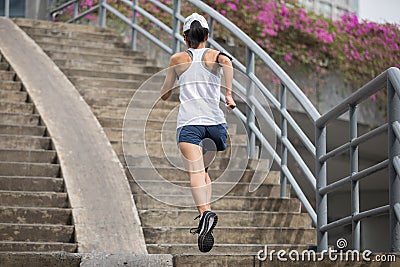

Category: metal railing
[316, 67, 400, 251]
[3, 0, 10, 17]
[48, 0, 400, 252]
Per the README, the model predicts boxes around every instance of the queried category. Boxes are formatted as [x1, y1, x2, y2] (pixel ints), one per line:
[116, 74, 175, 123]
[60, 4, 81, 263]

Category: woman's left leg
[179, 142, 211, 215]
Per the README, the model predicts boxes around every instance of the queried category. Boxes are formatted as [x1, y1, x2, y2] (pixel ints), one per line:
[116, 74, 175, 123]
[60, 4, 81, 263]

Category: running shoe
[189, 210, 218, 252]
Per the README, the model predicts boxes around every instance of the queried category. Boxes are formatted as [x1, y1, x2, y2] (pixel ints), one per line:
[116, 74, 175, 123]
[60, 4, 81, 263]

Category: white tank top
[177, 48, 226, 129]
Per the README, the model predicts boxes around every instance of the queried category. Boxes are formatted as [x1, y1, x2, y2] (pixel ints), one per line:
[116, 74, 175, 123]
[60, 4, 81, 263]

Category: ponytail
[184, 21, 209, 48]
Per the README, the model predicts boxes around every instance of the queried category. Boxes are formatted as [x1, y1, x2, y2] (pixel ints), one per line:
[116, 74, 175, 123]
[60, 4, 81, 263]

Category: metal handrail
[3, 0, 10, 17]
[316, 67, 400, 251]
[48, 0, 400, 252]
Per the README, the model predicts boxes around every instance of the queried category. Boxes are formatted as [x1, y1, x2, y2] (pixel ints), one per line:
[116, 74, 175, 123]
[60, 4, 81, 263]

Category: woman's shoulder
[203, 49, 220, 62]
[170, 51, 191, 65]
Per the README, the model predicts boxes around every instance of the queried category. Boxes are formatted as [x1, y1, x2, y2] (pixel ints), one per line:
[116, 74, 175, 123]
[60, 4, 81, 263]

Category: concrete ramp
[0, 17, 146, 254]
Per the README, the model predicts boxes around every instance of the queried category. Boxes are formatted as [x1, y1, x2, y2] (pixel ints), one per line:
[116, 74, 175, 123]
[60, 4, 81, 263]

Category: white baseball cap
[183, 13, 209, 32]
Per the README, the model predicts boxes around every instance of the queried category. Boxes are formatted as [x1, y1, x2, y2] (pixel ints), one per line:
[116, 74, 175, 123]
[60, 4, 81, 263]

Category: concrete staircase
[14, 19, 316, 265]
[0, 52, 76, 253]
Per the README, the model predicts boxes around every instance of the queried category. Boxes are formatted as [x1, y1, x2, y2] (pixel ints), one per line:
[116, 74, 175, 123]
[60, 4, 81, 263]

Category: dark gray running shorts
[177, 123, 228, 152]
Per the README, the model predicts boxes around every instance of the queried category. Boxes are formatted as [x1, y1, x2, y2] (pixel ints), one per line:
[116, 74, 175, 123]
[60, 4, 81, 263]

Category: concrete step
[14, 18, 116, 34]
[0, 62, 10, 71]
[172, 254, 298, 267]
[147, 243, 310, 254]
[55, 59, 161, 74]
[129, 167, 278, 184]
[20, 25, 124, 42]
[62, 68, 152, 81]
[85, 97, 132, 109]
[0, 90, 27, 102]
[123, 100, 179, 111]
[0, 149, 57, 163]
[44, 50, 150, 64]
[0, 207, 71, 225]
[119, 142, 255, 158]
[80, 87, 135, 99]
[86, 97, 174, 110]
[133, 194, 301, 213]
[132, 90, 180, 102]
[98, 117, 176, 129]
[92, 102, 178, 118]
[92, 105, 176, 118]
[37, 42, 138, 57]
[0, 223, 74, 243]
[0, 81, 22, 91]
[0, 102, 33, 115]
[0, 176, 63, 192]
[0, 191, 68, 208]
[31, 35, 127, 49]
[0, 251, 80, 266]
[177, 254, 400, 266]
[0, 113, 40, 126]
[139, 209, 311, 228]
[129, 180, 289, 197]
[0, 241, 77, 253]
[117, 129, 246, 144]
[121, 155, 256, 170]
[0, 135, 51, 150]
[142, 226, 316, 244]
[0, 70, 16, 80]
[122, 118, 239, 133]
[0, 162, 60, 177]
[69, 76, 144, 90]
[0, 124, 46, 136]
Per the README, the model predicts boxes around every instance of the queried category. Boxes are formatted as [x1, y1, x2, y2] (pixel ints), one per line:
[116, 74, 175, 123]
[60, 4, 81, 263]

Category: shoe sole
[198, 212, 218, 253]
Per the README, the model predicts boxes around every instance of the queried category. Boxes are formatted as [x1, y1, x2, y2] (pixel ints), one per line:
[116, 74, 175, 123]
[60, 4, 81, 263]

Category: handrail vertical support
[280, 82, 287, 197]
[316, 126, 328, 251]
[171, 0, 181, 54]
[245, 47, 256, 158]
[73, 0, 79, 24]
[206, 17, 214, 49]
[99, 0, 106, 28]
[47, 0, 52, 21]
[131, 0, 138, 51]
[388, 78, 400, 252]
[5, 0, 10, 18]
[350, 104, 360, 250]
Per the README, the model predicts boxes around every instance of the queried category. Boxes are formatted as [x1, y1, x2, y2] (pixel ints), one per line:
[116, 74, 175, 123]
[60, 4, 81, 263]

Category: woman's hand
[225, 95, 236, 110]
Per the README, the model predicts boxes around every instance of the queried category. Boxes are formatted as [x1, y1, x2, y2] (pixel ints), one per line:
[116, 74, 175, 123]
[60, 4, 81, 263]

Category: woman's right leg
[179, 142, 211, 215]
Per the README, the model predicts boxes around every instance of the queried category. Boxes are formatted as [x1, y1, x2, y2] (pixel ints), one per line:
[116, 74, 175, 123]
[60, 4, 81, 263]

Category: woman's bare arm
[160, 55, 178, 101]
[218, 54, 236, 109]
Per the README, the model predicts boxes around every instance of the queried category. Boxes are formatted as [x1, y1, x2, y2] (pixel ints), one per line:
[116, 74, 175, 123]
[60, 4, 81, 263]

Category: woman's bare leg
[179, 142, 211, 215]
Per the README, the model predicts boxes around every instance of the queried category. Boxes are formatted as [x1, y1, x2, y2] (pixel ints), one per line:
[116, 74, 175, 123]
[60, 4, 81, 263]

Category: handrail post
[73, 0, 79, 24]
[171, 0, 181, 54]
[280, 82, 287, 197]
[5, 0, 9, 18]
[245, 47, 256, 158]
[206, 17, 214, 48]
[316, 125, 328, 251]
[350, 104, 360, 250]
[388, 78, 400, 252]
[47, 0, 51, 21]
[99, 0, 106, 28]
[131, 0, 138, 51]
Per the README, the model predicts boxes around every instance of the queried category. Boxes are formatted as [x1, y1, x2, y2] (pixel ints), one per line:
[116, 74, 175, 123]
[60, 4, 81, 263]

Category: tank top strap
[200, 48, 210, 62]
[187, 48, 210, 62]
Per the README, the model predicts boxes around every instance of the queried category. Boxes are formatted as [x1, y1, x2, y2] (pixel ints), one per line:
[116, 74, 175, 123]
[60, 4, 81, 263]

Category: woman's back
[177, 48, 226, 128]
